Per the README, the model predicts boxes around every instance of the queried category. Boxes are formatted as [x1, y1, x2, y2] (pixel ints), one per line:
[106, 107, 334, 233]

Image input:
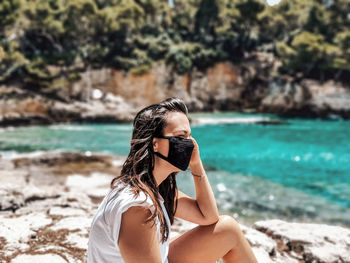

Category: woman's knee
[215, 215, 242, 247]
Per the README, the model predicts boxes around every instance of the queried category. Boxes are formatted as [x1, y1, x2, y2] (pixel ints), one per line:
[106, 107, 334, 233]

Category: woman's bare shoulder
[118, 206, 162, 263]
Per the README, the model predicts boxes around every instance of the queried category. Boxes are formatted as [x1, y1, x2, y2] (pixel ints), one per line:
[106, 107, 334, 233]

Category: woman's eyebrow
[174, 130, 191, 136]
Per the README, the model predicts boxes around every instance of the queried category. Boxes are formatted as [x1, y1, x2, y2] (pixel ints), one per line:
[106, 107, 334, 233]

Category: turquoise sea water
[1, 112, 349, 227]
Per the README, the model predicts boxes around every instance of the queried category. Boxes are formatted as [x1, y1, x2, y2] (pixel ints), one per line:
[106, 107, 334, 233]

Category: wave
[0, 126, 18, 132]
[0, 149, 63, 159]
[49, 124, 132, 131]
[107, 126, 132, 131]
[49, 125, 94, 131]
[191, 117, 286, 126]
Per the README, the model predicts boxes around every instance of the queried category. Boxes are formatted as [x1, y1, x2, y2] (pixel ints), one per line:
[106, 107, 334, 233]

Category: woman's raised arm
[174, 137, 219, 225]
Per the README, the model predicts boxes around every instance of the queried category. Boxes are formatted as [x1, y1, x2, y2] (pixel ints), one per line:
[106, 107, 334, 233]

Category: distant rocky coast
[0, 151, 349, 263]
[0, 86, 135, 127]
[1, 60, 350, 128]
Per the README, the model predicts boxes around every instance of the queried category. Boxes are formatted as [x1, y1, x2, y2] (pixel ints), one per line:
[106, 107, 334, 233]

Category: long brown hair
[107, 97, 188, 242]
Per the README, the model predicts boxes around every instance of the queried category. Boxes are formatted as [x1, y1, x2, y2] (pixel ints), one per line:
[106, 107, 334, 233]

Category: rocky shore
[0, 86, 135, 127]
[0, 151, 349, 263]
[1, 59, 350, 128]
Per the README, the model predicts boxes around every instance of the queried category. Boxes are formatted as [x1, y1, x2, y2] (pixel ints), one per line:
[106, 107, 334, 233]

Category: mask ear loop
[154, 151, 169, 162]
[153, 136, 170, 161]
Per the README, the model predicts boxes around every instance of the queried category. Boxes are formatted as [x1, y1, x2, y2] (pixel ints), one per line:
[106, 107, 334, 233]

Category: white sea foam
[192, 117, 277, 126]
[0, 126, 17, 132]
[320, 152, 334, 161]
[216, 183, 227, 192]
[0, 150, 62, 160]
[49, 125, 93, 131]
[109, 126, 132, 131]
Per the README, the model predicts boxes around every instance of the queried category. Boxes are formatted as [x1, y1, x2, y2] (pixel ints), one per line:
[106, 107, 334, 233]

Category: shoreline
[0, 109, 348, 132]
[0, 106, 348, 129]
[0, 150, 349, 262]
[1, 79, 350, 129]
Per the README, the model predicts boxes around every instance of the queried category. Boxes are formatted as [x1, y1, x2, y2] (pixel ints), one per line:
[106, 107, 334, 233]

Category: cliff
[1, 57, 350, 127]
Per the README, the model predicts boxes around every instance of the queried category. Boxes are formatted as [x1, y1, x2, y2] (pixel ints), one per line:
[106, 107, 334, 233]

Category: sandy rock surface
[0, 151, 349, 263]
[253, 219, 350, 263]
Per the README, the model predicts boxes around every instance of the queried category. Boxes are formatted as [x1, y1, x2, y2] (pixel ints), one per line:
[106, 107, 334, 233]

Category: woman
[87, 97, 258, 263]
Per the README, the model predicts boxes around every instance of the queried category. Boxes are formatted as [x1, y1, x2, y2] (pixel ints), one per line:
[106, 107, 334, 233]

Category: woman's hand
[189, 137, 204, 175]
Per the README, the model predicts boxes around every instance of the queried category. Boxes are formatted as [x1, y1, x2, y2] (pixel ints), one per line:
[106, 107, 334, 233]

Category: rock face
[0, 85, 135, 127]
[70, 58, 350, 119]
[1, 56, 350, 127]
[259, 78, 350, 119]
[0, 151, 349, 263]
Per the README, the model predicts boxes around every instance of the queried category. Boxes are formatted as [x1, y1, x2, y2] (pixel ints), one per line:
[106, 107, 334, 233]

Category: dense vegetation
[0, 0, 349, 98]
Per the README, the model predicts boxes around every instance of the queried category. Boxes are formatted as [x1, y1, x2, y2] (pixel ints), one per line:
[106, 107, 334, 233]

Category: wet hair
[107, 97, 188, 242]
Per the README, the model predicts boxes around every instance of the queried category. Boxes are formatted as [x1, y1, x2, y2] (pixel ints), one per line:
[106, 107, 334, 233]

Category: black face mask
[154, 135, 194, 171]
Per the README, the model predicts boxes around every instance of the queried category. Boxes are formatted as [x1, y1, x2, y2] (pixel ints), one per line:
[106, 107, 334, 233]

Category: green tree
[214, 0, 264, 59]
[271, 0, 349, 81]
[170, 0, 198, 35]
[1, 0, 349, 88]
[277, 31, 343, 80]
[333, 30, 350, 79]
[258, 0, 312, 43]
[0, 0, 22, 34]
[194, 0, 219, 37]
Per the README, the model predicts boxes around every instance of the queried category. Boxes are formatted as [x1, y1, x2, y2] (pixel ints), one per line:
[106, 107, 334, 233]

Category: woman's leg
[168, 215, 258, 263]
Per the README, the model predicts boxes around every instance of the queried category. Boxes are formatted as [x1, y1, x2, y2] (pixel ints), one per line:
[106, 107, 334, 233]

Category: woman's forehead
[164, 112, 190, 133]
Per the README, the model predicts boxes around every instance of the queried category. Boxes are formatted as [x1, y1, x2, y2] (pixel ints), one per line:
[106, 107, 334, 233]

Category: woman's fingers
[189, 137, 201, 167]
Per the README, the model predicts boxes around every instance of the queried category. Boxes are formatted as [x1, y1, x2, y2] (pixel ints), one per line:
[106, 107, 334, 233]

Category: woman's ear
[153, 138, 158, 152]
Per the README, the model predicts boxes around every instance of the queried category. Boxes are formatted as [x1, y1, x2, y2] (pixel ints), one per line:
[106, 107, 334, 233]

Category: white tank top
[87, 183, 171, 263]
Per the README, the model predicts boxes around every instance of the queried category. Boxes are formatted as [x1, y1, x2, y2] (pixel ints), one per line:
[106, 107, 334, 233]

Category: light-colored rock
[11, 253, 67, 263]
[261, 79, 307, 112]
[305, 79, 350, 112]
[0, 183, 58, 211]
[54, 192, 95, 212]
[251, 247, 274, 263]
[0, 212, 52, 256]
[0, 183, 25, 211]
[253, 219, 350, 263]
[65, 232, 89, 250]
[240, 224, 277, 255]
[49, 99, 134, 124]
[260, 78, 350, 118]
[1, 151, 349, 263]
[48, 207, 86, 217]
[240, 223, 302, 263]
[272, 253, 300, 263]
[50, 216, 92, 234]
[66, 172, 114, 199]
